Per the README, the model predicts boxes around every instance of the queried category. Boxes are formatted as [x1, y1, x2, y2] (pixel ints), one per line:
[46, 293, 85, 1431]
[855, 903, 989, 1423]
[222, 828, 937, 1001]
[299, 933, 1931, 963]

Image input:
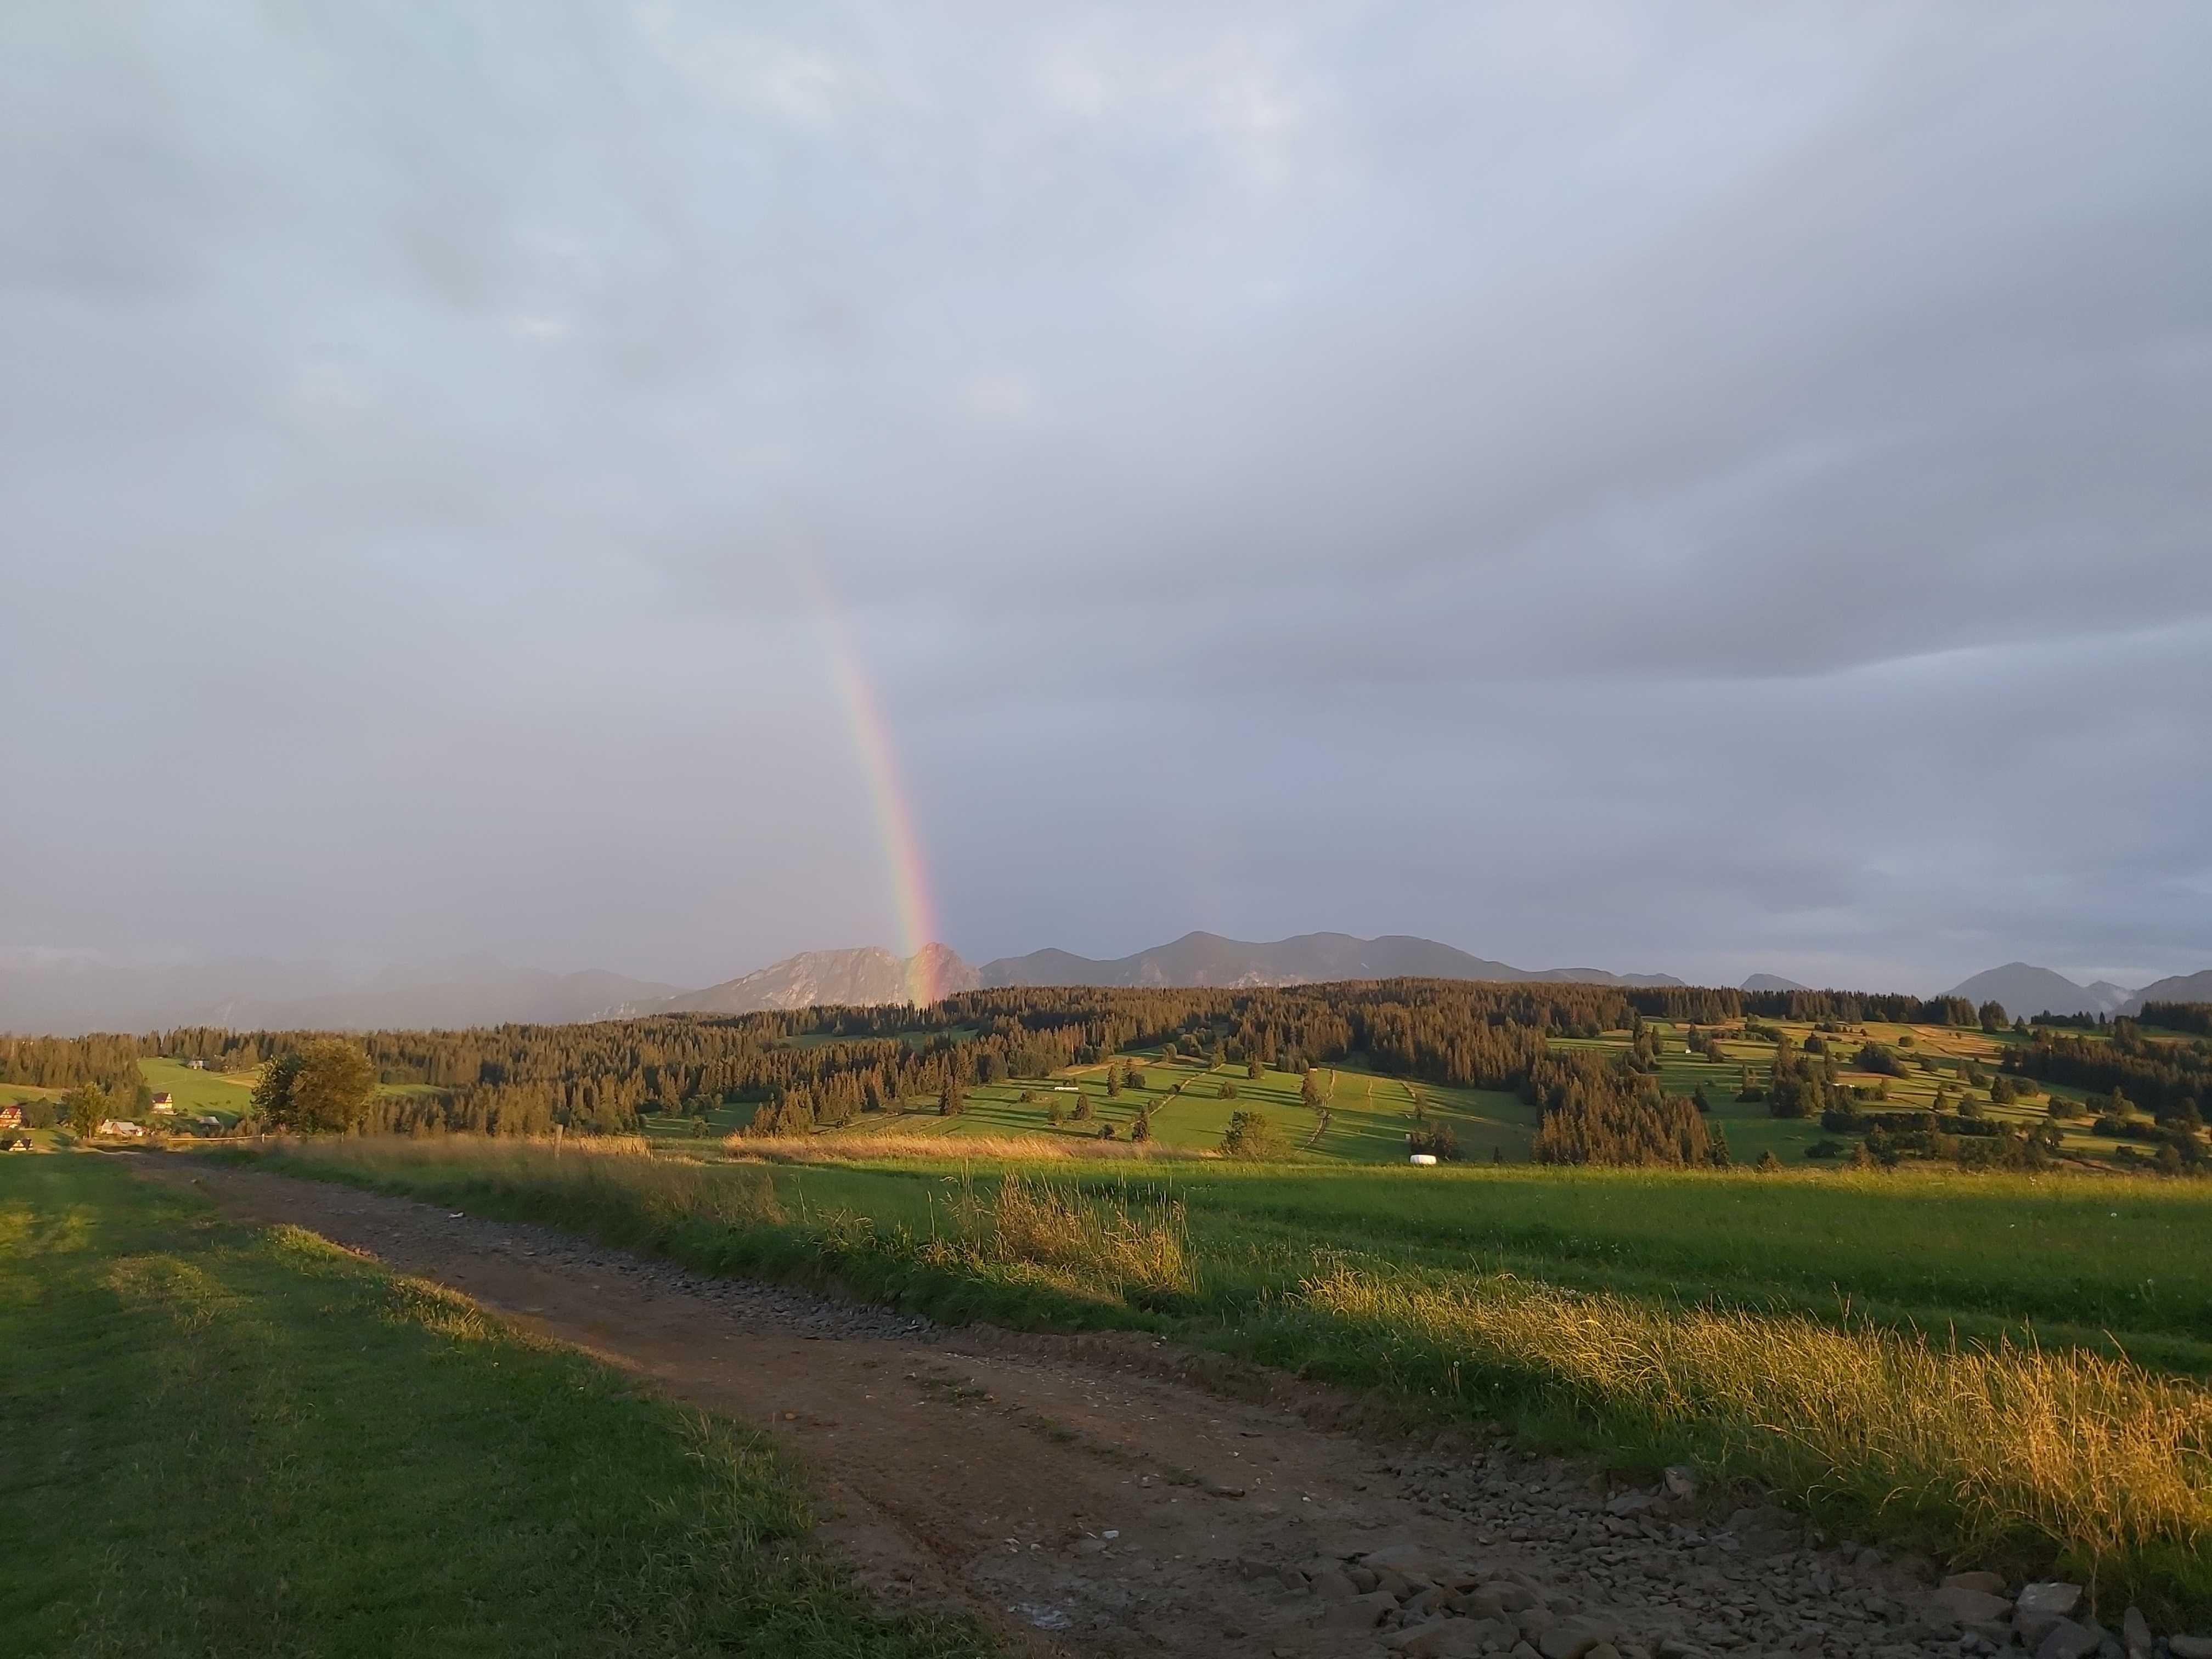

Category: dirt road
[138, 1161, 1959, 1659]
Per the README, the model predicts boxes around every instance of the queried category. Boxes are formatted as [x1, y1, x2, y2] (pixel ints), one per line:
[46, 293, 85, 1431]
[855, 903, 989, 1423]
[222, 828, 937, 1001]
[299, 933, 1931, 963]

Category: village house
[0, 1103, 22, 1130]
[150, 1093, 176, 1113]
[97, 1119, 146, 1138]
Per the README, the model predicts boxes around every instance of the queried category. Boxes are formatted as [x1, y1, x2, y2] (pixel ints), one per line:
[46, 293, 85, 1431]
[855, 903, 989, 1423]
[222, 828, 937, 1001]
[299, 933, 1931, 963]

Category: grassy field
[746, 1017, 2195, 1170]
[795, 1054, 1536, 1164]
[139, 1054, 262, 1122]
[0, 1154, 990, 1659]
[231, 1135, 2212, 1617]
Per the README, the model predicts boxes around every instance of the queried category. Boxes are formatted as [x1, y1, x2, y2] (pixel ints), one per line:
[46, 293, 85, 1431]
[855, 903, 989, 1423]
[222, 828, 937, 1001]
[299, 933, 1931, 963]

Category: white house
[98, 1119, 147, 1138]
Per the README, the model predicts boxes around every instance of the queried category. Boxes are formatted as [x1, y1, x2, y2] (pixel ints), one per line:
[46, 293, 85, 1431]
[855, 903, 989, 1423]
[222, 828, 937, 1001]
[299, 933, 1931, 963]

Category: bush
[1407, 1123, 1461, 1161]
[1220, 1110, 1286, 1159]
[1853, 1042, 1905, 1076]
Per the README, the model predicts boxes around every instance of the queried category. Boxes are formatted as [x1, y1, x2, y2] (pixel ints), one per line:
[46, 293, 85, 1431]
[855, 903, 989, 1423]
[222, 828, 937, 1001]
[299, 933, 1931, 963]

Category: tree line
[2002, 1025, 2210, 1126]
[12, 975, 2056, 1165]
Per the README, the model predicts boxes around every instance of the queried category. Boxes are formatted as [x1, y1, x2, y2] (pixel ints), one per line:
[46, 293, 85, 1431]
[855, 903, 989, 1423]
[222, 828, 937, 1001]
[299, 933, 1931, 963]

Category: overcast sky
[4, 3, 2209, 995]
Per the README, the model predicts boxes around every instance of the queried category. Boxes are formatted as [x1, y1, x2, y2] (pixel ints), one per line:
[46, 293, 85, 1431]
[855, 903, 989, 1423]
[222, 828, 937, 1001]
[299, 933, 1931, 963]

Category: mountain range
[3, 934, 2206, 1034]
[631, 933, 1681, 1016]
[1940, 962, 2134, 1019]
[976, 932, 1685, 992]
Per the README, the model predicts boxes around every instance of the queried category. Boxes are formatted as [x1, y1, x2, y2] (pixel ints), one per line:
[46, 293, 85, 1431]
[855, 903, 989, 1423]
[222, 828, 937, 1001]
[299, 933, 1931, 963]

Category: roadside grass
[0, 1155, 992, 1659]
[228, 1135, 2212, 1616]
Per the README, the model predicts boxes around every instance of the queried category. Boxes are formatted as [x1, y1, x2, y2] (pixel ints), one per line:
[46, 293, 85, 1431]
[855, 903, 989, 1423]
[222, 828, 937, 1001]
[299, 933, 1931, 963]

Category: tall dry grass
[268, 1136, 1195, 1304]
[272, 1135, 786, 1232]
[938, 1170, 1195, 1302]
[725, 1132, 1210, 1163]
[1304, 1266, 2212, 1583]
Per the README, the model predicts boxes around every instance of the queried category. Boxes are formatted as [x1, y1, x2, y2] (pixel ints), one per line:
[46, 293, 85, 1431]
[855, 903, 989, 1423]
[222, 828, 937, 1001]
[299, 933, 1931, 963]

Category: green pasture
[0, 1154, 987, 1659]
[642, 1098, 758, 1142]
[815, 1055, 1537, 1163]
[764, 1014, 2198, 1171]
[140, 1054, 262, 1121]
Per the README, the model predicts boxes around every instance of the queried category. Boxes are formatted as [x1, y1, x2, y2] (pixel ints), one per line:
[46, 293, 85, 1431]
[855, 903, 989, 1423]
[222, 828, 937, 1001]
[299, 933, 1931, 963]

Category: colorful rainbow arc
[796, 565, 947, 1007]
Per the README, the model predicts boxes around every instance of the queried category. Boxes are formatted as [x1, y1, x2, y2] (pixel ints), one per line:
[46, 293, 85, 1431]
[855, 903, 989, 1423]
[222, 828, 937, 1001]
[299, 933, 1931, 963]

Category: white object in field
[1408, 1153, 1438, 1166]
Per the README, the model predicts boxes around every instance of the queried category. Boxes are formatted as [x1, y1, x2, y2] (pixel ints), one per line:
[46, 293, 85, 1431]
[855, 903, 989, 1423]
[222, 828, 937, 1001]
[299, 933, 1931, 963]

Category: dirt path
[138, 1161, 1963, 1659]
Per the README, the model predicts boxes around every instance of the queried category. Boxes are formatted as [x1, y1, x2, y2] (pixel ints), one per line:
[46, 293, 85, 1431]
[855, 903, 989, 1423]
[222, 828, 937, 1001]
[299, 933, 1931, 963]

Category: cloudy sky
[4, 2, 2209, 995]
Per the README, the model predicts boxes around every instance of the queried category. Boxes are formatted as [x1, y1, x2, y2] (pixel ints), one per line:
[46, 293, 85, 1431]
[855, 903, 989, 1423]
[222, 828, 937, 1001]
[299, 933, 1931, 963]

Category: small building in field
[185, 1058, 206, 1070]
[0, 1104, 22, 1130]
[150, 1093, 176, 1113]
[97, 1119, 147, 1138]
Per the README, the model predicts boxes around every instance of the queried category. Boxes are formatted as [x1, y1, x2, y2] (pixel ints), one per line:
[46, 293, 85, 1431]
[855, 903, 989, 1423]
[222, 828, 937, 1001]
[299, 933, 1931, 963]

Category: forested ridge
[10, 981, 2205, 1166]
[2004, 1022, 2212, 1124]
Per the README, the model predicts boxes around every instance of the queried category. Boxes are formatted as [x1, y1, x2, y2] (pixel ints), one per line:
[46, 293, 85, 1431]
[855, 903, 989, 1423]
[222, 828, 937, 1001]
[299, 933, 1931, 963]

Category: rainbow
[798, 565, 948, 1006]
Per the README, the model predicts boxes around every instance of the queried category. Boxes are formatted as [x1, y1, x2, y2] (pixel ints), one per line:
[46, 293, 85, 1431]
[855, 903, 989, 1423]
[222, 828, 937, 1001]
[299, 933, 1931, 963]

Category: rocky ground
[134, 1159, 2206, 1659]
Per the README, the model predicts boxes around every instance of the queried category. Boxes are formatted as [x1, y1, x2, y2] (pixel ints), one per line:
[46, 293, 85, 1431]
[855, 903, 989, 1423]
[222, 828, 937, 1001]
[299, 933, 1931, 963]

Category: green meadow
[139, 1053, 263, 1121]
[805, 1054, 1536, 1162]
[760, 1017, 2156, 1167]
[0, 1154, 988, 1659]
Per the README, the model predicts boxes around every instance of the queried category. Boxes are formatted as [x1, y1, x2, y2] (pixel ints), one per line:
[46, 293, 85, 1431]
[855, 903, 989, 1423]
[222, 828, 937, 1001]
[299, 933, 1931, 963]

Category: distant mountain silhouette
[1741, 973, 1812, 992]
[978, 931, 1682, 990]
[37, 933, 2202, 1037]
[2126, 969, 2212, 1015]
[1943, 962, 2130, 1019]
[648, 945, 979, 1015]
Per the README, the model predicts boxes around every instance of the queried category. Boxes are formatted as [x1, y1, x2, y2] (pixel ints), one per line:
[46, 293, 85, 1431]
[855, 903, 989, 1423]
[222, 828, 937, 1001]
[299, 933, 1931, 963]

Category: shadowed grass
[0, 1154, 994, 1659]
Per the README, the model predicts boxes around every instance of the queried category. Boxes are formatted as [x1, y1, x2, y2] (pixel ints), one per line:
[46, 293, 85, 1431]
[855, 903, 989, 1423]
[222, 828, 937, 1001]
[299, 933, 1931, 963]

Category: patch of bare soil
[137, 1161, 1989, 1659]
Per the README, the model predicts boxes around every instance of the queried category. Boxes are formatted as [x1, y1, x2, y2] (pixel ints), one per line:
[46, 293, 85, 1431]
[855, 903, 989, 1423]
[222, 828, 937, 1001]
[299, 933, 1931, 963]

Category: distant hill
[1742, 973, 1812, 992]
[2126, 970, 2212, 1016]
[1943, 962, 2130, 1019]
[978, 931, 1681, 991]
[650, 945, 979, 1015]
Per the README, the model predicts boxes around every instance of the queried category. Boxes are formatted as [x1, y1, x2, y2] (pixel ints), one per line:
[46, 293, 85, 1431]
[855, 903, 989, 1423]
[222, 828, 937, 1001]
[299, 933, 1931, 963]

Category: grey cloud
[3, 2, 2207, 999]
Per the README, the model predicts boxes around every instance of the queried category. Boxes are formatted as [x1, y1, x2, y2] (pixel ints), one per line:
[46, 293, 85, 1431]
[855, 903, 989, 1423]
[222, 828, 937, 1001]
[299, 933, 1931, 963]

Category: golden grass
[725, 1132, 1212, 1163]
[939, 1169, 1195, 1302]
[273, 1135, 786, 1229]
[1304, 1266, 2212, 1582]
